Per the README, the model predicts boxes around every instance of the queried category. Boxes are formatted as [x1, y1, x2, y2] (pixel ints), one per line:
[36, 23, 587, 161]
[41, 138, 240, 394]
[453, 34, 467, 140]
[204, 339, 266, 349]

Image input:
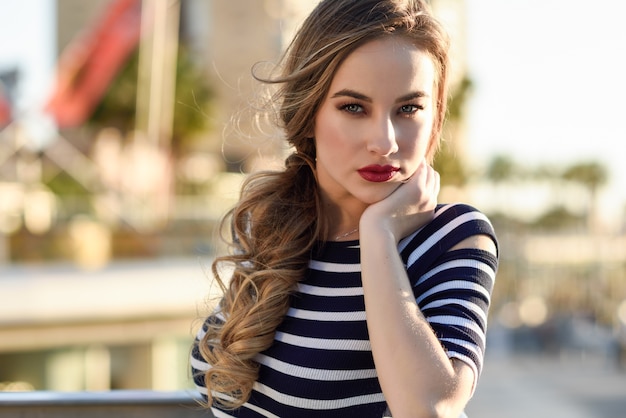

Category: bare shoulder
[449, 234, 497, 255]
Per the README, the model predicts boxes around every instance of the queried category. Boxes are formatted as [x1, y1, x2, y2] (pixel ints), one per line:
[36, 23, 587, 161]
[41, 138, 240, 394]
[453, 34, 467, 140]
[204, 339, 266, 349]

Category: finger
[410, 160, 429, 185]
[426, 165, 439, 191]
[433, 169, 441, 199]
[418, 165, 439, 207]
[417, 162, 432, 191]
[401, 160, 426, 184]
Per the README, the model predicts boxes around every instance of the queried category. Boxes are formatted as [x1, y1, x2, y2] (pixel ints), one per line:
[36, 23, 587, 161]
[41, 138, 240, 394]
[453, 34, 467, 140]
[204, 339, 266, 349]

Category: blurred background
[0, 0, 625, 416]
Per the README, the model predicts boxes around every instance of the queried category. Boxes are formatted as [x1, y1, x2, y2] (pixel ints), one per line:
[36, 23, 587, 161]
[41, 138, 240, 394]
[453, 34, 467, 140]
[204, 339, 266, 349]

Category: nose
[366, 116, 399, 156]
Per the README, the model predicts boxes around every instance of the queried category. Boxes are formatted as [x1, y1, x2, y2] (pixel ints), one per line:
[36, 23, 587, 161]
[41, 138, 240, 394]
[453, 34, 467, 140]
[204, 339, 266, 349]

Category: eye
[340, 103, 364, 114]
[398, 104, 422, 115]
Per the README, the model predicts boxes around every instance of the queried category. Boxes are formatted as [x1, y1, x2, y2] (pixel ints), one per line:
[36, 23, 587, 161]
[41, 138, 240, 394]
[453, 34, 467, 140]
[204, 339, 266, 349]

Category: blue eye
[341, 103, 363, 113]
[399, 104, 420, 114]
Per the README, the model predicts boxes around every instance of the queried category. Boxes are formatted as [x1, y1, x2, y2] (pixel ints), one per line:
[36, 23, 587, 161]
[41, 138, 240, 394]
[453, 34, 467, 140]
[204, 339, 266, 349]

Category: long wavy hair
[199, 0, 450, 409]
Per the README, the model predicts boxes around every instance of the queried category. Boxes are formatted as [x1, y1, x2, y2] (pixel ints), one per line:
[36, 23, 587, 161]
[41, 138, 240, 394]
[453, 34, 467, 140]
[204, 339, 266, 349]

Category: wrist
[359, 214, 400, 244]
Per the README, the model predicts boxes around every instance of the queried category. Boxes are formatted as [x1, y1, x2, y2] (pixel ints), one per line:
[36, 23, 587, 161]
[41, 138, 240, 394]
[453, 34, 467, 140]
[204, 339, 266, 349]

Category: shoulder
[399, 203, 498, 264]
[433, 203, 496, 244]
[434, 202, 492, 226]
[412, 203, 496, 242]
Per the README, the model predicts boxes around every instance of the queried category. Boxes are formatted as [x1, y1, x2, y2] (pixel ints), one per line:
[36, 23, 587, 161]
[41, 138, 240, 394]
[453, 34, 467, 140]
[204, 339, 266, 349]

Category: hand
[360, 161, 440, 241]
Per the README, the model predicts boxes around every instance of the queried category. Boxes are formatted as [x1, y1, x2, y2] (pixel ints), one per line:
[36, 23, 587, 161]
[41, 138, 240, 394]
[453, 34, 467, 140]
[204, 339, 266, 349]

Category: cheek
[314, 125, 334, 158]
[401, 124, 431, 156]
[314, 112, 351, 154]
[401, 141, 425, 167]
[409, 114, 436, 159]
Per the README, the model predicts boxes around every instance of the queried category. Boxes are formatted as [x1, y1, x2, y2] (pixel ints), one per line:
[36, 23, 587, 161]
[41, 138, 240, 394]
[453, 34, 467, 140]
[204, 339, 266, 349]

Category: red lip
[357, 165, 400, 182]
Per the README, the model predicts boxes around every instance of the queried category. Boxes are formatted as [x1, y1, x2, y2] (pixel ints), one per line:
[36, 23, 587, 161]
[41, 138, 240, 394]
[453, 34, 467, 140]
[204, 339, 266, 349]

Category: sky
[464, 0, 626, 220]
[1, 0, 625, 222]
[0, 0, 55, 112]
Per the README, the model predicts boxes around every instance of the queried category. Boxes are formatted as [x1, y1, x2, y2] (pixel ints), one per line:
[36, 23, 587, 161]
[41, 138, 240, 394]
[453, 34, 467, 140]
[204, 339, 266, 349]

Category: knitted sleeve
[399, 203, 498, 390]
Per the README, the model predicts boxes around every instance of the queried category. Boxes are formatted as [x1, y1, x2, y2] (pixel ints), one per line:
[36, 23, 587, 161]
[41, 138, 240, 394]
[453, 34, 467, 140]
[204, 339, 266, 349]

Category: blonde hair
[199, 0, 450, 409]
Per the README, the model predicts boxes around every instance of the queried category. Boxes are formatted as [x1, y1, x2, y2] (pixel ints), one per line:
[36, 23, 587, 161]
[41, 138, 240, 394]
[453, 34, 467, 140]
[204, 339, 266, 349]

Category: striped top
[191, 203, 498, 417]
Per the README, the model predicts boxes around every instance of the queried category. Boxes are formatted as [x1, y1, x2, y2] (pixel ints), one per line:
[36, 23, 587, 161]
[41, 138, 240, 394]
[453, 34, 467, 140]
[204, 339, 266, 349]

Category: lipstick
[357, 165, 400, 182]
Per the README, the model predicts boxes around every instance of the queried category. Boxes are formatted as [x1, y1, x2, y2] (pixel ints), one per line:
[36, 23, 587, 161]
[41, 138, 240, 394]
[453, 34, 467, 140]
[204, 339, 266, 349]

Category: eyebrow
[330, 88, 430, 103]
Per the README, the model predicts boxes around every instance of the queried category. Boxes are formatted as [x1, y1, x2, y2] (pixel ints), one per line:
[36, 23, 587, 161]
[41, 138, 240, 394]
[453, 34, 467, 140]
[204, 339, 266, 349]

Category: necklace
[334, 227, 359, 240]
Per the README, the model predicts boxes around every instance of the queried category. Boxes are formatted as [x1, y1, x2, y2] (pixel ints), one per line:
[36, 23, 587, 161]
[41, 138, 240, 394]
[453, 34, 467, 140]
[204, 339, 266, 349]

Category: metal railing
[0, 390, 213, 418]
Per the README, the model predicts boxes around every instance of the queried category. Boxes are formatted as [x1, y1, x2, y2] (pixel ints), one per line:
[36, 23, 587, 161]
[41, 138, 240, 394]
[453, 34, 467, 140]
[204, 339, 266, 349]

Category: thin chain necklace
[334, 227, 359, 240]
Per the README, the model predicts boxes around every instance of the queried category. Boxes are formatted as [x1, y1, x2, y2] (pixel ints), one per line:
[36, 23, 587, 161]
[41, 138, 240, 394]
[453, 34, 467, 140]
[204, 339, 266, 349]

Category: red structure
[0, 87, 10, 128]
[45, 0, 142, 128]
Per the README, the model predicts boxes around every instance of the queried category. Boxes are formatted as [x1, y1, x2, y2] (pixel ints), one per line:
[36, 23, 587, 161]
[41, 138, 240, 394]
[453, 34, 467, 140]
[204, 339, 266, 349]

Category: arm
[360, 164, 497, 417]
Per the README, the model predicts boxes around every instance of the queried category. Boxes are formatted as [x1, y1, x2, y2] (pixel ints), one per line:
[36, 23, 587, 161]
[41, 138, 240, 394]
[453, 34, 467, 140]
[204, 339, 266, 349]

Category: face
[313, 36, 437, 208]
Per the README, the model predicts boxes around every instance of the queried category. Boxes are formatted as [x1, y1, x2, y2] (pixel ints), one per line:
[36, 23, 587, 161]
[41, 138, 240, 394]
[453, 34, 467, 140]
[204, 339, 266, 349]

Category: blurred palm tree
[486, 154, 518, 184]
[561, 161, 608, 232]
[531, 206, 584, 231]
[482, 155, 609, 231]
[562, 161, 608, 199]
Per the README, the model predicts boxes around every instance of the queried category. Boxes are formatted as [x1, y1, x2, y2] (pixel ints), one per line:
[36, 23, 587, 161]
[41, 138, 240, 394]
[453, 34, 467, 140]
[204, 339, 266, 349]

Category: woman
[191, 0, 498, 417]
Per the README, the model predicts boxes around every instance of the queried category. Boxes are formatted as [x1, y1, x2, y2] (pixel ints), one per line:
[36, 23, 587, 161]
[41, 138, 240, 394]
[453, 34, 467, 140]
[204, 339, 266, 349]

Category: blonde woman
[191, 0, 498, 416]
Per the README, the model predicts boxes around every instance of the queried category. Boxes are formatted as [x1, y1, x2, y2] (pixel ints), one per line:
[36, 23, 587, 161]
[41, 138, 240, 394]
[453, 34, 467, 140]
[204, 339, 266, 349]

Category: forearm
[360, 222, 471, 417]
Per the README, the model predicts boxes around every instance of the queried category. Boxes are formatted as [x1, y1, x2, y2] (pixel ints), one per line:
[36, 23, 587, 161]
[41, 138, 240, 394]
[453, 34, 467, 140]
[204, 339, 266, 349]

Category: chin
[357, 184, 400, 205]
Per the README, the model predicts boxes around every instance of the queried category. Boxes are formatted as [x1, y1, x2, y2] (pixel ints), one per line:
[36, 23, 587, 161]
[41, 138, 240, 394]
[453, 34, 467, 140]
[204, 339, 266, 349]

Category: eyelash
[340, 103, 363, 113]
[399, 104, 423, 114]
[339, 103, 423, 116]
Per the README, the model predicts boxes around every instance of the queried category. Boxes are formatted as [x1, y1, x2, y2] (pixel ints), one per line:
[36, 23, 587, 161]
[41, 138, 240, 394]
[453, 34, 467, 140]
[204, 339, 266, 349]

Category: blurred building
[182, 0, 319, 170]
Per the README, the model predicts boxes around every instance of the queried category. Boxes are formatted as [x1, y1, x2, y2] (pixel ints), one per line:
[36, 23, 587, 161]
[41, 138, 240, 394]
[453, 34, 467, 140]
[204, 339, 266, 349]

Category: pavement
[465, 352, 626, 418]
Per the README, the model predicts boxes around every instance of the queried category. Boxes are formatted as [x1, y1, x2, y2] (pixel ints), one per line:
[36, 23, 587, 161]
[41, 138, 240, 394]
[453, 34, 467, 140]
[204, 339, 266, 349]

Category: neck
[320, 193, 366, 241]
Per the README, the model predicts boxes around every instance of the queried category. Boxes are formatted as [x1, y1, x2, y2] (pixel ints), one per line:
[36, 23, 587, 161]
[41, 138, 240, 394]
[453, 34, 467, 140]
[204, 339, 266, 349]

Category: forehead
[329, 36, 437, 97]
